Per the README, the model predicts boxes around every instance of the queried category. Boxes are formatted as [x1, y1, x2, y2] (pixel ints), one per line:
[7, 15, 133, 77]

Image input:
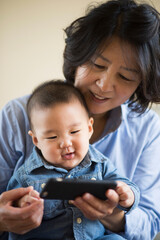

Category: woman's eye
[90, 59, 106, 70]
[119, 74, 132, 82]
[71, 130, 80, 134]
[94, 63, 105, 70]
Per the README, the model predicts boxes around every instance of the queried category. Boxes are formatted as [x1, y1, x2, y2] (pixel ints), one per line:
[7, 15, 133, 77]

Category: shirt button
[91, 177, 96, 180]
[77, 218, 82, 224]
[41, 183, 46, 188]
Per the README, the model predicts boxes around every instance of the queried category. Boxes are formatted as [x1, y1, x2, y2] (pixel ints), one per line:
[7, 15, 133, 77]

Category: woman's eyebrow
[120, 66, 139, 74]
[98, 54, 139, 74]
[96, 54, 111, 64]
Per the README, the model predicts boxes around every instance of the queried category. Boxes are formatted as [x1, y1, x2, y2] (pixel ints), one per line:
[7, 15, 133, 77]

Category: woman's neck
[90, 113, 108, 144]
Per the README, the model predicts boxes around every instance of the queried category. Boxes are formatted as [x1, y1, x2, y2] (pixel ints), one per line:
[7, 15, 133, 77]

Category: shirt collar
[101, 106, 122, 138]
[26, 147, 93, 174]
[26, 147, 60, 174]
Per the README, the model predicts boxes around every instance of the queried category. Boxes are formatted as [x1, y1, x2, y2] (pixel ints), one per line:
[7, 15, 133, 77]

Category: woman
[0, 0, 160, 239]
[62, 1, 160, 239]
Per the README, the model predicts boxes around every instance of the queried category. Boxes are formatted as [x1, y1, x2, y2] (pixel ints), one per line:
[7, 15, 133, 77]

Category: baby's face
[30, 100, 93, 170]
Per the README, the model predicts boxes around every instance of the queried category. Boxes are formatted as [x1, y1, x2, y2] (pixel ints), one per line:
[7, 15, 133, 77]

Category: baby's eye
[71, 130, 80, 134]
[46, 136, 57, 139]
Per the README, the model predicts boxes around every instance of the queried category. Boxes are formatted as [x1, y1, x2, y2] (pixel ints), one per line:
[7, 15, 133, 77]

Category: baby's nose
[59, 138, 72, 148]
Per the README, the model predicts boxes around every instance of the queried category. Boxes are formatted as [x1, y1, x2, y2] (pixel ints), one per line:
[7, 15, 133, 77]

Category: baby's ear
[88, 117, 94, 139]
[28, 130, 38, 146]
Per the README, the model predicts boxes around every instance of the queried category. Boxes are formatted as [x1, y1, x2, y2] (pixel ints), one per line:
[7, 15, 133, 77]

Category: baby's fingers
[21, 194, 39, 208]
[116, 181, 134, 208]
[29, 190, 40, 199]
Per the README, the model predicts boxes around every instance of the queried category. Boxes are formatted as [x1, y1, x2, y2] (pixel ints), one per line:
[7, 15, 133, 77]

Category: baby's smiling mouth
[62, 152, 75, 160]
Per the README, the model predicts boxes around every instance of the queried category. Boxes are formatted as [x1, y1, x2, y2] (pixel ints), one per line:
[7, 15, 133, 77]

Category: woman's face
[75, 37, 141, 117]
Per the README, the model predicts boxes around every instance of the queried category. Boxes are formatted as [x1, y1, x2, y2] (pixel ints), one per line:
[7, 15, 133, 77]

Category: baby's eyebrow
[42, 123, 82, 135]
[69, 122, 81, 127]
[42, 129, 55, 135]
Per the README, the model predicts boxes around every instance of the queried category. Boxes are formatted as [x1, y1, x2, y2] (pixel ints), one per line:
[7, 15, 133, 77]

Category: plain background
[1, 0, 102, 108]
[1, 0, 160, 111]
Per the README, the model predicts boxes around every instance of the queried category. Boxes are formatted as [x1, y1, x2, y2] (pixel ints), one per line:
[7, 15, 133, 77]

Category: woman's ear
[88, 117, 94, 139]
[28, 130, 38, 146]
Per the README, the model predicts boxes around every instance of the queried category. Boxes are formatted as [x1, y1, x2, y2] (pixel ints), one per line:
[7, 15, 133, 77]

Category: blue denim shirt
[1, 95, 160, 239]
[7, 145, 139, 240]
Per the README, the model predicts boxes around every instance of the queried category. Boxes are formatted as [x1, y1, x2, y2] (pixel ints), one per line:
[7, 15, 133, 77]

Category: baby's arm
[16, 189, 40, 208]
[116, 181, 135, 209]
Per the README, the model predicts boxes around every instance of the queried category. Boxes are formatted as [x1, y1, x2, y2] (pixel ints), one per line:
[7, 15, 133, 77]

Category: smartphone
[40, 178, 117, 200]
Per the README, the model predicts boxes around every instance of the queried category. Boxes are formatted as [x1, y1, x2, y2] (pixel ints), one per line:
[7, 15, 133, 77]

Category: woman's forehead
[94, 37, 139, 69]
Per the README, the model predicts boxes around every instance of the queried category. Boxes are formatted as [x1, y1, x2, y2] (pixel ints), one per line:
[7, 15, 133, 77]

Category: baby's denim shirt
[7, 145, 140, 240]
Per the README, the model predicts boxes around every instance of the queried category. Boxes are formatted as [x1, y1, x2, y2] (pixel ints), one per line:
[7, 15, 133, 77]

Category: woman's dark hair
[63, 0, 160, 113]
[27, 80, 89, 129]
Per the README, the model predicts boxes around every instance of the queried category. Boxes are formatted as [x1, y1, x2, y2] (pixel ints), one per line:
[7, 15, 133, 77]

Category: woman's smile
[89, 90, 110, 103]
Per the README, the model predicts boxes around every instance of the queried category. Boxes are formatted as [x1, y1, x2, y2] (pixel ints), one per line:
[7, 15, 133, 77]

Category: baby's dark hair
[27, 80, 89, 129]
[63, 0, 160, 113]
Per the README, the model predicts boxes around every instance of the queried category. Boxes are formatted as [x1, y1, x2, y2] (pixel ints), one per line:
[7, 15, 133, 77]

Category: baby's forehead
[58, 100, 89, 117]
[32, 98, 88, 115]
[31, 100, 89, 126]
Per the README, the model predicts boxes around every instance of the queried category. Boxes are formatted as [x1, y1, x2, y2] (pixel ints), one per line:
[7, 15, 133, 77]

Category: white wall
[1, 0, 160, 112]
[0, 0, 100, 108]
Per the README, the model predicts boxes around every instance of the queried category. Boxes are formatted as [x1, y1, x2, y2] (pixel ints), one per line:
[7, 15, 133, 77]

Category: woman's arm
[0, 95, 32, 193]
[100, 207, 125, 233]
[94, 108, 160, 239]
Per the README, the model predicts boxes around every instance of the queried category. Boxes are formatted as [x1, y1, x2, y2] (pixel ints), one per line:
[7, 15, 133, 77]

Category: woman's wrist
[100, 208, 125, 233]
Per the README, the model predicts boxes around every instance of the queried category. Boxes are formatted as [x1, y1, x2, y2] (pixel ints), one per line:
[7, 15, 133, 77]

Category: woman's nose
[96, 72, 114, 92]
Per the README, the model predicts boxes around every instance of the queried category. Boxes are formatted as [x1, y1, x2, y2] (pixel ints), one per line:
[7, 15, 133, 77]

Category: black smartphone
[40, 178, 117, 200]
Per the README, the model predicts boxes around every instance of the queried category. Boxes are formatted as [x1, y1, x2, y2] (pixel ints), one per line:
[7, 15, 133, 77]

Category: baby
[7, 80, 139, 240]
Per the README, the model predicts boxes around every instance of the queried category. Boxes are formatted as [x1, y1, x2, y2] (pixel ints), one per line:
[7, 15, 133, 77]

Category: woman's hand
[0, 187, 44, 234]
[71, 188, 125, 232]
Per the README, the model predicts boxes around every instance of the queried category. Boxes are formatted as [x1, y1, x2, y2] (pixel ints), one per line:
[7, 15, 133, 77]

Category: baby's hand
[116, 181, 134, 208]
[17, 188, 40, 208]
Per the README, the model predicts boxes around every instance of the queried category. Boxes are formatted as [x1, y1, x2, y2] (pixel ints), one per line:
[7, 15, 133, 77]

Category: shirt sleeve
[0, 96, 33, 193]
[94, 107, 160, 239]
[122, 113, 160, 240]
[7, 172, 23, 191]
